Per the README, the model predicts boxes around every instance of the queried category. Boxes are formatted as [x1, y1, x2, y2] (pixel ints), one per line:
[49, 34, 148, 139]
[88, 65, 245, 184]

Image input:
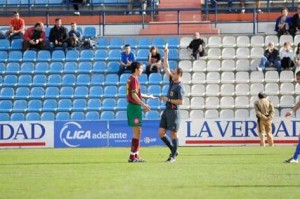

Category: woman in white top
[294, 42, 300, 68]
[280, 41, 294, 70]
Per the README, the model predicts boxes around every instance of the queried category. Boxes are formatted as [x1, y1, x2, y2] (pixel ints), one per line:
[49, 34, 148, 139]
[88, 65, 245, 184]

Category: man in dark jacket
[258, 42, 281, 72]
[49, 18, 68, 51]
[187, 32, 206, 60]
[290, 5, 300, 37]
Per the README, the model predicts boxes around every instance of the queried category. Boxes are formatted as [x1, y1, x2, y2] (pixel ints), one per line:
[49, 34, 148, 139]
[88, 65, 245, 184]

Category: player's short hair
[258, 92, 266, 99]
[296, 71, 300, 77]
[55, 18, 61, 22]
[124, 44, 130, 48]
[130, 61, 142, 73]
[175, 67, 183, 77]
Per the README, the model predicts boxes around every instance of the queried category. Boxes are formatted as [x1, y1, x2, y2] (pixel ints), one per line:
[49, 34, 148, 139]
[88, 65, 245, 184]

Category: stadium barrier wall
[1, 119, 299, 149]
[179, 118, 300, 146]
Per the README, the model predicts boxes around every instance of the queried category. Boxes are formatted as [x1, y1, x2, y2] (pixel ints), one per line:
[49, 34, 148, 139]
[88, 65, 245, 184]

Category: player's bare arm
[163, 48, 172, 79]
[132, 92, 150, 112]
[141, 93, 157, 99]
[159, 96, 183, 105]
[285, 100, 300, 117]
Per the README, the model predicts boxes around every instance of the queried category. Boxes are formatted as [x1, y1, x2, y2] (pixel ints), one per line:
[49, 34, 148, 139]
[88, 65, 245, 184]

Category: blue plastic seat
[168, 49, 179, 60]
[118, 85, 127, 97]
[30, 87, 44, 99]
[57, 99, 72, 111]
[115, 111, 127, 120]
[119, 73, 131, 85]
[167, 37, 179, 48]
[35, 62, 49, 74]
[7, 0, 21, 6]
[15, 87, 29, 99]
[85, 111, 100, 120]
[102, 98, 116, 111]
[109, 38, 123, 49]
[44, 26, 51, 38]
[72, 99, 86, 111]
[64, 62, 78, 73]
[43, 99, 57, 111]
[37, 50, 51, 62]
[147, 98, 160, 109]
[138, 37, 151, 49]
[32, 75, 47, 86]
[105, 74, 119, 85]
[87, 99, 102, 111]
[148, 73, 162, 85]
[93, 62, 106, 73]
[79, 50, 94, 61]
[0, 113, 10, 121]
[148, 85, 161, 96]
[123, 37, 137, 49]
[83, 27, 97, 38]
[108, 49, 121, 61]
[0, 51, 8, 62]
[41, 112, 55, 120]
[96, 38, 109, 49]
[162, 85, 169, 96]
[89, 86, 103, 98]
[45, 87, 59, 99]
[49, 62, 63, 74]
[13, 100, 27, 112]
[6, 62, 20, 74]
[56, 112, 70, 121]
[100, 111, 115, 120]
[116, 98, 127, 111]
[70, 112, 85, 120]
[11, 113, 25, 121]
[26, 112, 40, 121]
[107, 61, 120, 73]
[138, 73, 148, 85]
[65, 50, 79, 62]
[136, 49, 149, 61]
[60, 86, 74, 98]
[3, 75, 18, 87]
[0, 87, 14, 100]
[51, 50, 65, 62]
[94, 50, 108, 61]
[62, 74, 76, 86]
[27, 100, 42, 112]
[20, 62, 34, 74]
[23, 50, 37, 62]
[144, 111, 160, 120]
[0, 100, 12, 112]
[18, 75, 32, 86]
[152, 37, 165, 48]
[0, 39, 10, 51]
[11, 39, 23, 50]
[0, 63, 5, 74]
[78, 62, 92, 73]
[91, 74, 104, 86]
[76, 74, 90, 86]
[47, 74, 62, 86]
[74, 86, 88, 98]
[48, 0, 63, 5]
[103, 86, 118, 98]
[7, 51, 23, 62]
[34, 0, 49, 6]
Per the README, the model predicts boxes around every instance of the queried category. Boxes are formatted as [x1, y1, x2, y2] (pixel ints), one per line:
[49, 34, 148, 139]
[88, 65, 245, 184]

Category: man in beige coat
[254, 92, 275, 147]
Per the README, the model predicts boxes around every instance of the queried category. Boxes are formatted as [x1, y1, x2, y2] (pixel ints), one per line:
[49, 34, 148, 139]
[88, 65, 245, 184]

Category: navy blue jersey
[166, 80, 185, 110]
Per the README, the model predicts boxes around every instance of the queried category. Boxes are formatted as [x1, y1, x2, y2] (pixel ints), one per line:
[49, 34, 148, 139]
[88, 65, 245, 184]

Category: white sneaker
[74, 12, 80, 16]
[257, 9, 262, 13]
[284, 158, 298, 163]
[257, 66, 263, 71]
[241, 8, 245, 13]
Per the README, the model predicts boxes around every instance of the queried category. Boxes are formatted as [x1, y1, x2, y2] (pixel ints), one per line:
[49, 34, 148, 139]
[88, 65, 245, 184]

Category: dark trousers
[281, 57, 294, 70]
[146, 64, 158, 76]
[22, 40, 46, 52]
[72, 0, 83, 10]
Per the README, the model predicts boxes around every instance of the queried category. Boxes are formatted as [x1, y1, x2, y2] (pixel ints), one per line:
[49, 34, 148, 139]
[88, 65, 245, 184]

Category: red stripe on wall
[0, 142, 46, 147]
[185, 140, 299, 144]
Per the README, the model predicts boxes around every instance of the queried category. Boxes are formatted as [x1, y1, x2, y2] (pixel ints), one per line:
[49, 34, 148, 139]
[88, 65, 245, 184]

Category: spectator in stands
[22, 22, 46, 52]
[290, 5, 300, 37]
[66, 22, 81, 49]
[280, 41, 294, 70]
[275, 7, 292, 38]
[254, 92, 275, 147]
[146, 46, 162, 76]
[210, 0, 233, 13]
[6, 11, 25, 40]
[127, 0, 147, 15]
[119, 44, 136, 76]
[240, 0, 261, 14]
[72, 0, 83, 16]
[187, 32, 206, 60]
[49, 18, 68, 51]
[258, 42, 281, 72]
[294, 42, 300, 68]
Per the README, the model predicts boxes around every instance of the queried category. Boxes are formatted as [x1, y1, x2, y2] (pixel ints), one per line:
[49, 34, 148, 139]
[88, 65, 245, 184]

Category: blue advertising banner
[54, 120, 163, 148]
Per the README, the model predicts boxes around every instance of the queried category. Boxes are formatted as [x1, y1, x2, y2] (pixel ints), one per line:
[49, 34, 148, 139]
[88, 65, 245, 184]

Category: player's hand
[142, 103, 150, 112]
[159, 96, 168, 102]
[147, 94, 157, 99]
[285, 110, 293, 118]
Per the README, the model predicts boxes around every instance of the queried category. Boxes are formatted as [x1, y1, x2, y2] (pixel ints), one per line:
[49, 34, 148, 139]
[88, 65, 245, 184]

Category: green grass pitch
[0, 146, 299, 199]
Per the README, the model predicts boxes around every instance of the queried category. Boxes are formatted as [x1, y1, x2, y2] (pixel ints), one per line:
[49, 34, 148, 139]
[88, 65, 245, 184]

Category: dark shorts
[159, 109, 180, 132]
[127, 103, 142, 127]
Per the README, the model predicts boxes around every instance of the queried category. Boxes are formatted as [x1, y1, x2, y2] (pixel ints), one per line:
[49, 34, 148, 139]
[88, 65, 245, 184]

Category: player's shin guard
[161, 136, 173, 151]
[293, 141, 300, 160]
[171, 138, 178, 158]
[129, 138, 139, 160]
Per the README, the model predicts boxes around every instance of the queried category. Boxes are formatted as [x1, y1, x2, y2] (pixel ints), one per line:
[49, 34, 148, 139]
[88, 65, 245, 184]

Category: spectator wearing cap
[22, 22, 46, 52]
[258, 42, 281, 72]
[6, 11, 25, 40]
[254, 92, 275, 147]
